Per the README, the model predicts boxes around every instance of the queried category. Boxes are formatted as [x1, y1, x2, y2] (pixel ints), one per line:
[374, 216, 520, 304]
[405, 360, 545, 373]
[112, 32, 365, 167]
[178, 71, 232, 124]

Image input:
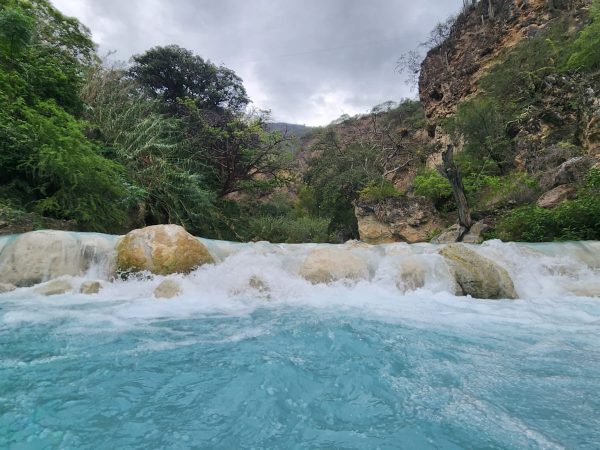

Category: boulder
[395, 259, 426, 293]
[432, 221, 490, 244]
[154, 279, 182, 299]
[78, 234, 118, 276]
[300, 247, 370, 284]
[231, 275, 271, 299]
[0, 283, 16, 294]
[541, 156, 593, 190]
[355, 214, 396, 244]
[116, 225, 214, 275]
[355, 196, 442, 244]
[0, 230, 82, 287]
[248, 275, 269, 294]
[80, 281, 102, 295]
[440, 244, 518, 300]
[565, 281, 600, 298]
[536, 184, 576, 208]
[35, 279, 74, 296]
[431, 224, 461, 244]
[462, 221, 491, 244]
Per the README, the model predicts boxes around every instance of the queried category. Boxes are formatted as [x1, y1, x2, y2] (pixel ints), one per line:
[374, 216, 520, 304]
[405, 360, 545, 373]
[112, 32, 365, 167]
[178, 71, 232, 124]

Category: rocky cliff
[293, 0, 599, 244]
[419, 0, 592, 127]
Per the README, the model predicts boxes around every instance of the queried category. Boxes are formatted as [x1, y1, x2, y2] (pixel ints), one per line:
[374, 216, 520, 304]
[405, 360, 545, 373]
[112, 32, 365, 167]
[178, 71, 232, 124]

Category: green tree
[180, 101, 291, 197]
[445, 97, 513, 174]
[129, 45, 249, 114]
[0, 1, 128, 231]
[81, 64, 221, 234]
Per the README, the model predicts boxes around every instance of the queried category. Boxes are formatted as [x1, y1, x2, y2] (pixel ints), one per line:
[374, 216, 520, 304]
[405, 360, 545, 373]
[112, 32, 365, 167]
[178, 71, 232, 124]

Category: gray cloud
[52, 0, 462, 125]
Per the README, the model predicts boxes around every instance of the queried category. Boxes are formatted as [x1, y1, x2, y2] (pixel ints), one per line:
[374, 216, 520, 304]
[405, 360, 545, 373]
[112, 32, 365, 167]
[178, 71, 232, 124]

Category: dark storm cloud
[52, 0, 462, 125]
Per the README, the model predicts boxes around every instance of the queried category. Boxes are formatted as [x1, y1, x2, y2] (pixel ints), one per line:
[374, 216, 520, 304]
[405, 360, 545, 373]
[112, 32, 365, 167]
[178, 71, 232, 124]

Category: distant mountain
[266, 122, 314, 138]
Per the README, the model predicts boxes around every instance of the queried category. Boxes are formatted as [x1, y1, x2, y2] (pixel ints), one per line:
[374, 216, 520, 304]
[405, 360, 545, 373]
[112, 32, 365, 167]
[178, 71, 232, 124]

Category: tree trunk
[441, 144, 473, 240]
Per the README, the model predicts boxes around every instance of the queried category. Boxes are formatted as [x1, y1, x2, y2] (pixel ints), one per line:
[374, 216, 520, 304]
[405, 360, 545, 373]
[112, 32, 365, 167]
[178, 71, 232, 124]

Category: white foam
[0, 237, 599, 333]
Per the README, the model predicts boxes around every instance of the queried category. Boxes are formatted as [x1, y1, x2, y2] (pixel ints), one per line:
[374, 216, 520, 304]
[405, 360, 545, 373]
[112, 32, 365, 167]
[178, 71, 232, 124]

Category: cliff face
[419, 0, 592, 127]
[302, 0, 599, 244]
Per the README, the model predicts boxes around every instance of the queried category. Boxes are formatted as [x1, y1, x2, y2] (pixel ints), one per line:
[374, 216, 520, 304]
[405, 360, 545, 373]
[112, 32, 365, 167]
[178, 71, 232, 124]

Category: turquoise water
[1, 290, 599, 449]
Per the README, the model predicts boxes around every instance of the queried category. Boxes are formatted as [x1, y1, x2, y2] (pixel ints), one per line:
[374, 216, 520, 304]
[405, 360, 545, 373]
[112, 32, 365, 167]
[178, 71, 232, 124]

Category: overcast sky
[52, 0, 461, 126]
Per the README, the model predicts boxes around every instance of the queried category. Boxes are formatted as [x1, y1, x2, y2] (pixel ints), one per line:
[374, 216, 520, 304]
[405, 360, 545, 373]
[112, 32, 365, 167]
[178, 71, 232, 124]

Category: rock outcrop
[300, 247, 370, 284]
[440, 244, 518, 299]
[34, 278, 74, 296]
[419, 0, 591, 125]
[431, 221, 490, 244]
[0, 282, 16, 294]
[540, 156, 595, 190]
[154, 279, 182, 299]
[0, 231, 82, 287]
[0, 230, 117, 287]
[537, 184, 577, 208]
[355, 196, 442, 244]
[80, 281, 102, 295]
[117, 225, 214, 275]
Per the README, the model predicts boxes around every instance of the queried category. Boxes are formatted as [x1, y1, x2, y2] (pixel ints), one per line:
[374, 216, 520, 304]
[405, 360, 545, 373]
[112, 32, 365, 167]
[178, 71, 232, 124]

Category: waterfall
[0, 230, 598, 300]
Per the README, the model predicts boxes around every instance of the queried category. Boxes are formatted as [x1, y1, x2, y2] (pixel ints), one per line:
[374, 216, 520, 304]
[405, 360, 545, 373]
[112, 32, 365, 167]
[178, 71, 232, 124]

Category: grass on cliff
[566, 0, 600, 71]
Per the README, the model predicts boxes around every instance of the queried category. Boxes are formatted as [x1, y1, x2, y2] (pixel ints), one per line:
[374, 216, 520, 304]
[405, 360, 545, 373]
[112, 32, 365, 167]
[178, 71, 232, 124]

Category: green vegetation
[431, 3, 600, 241]
[359, 181, 404, 202]
[413, 169, 452, 206]
[0, 1, 127, 231]
[444, 97, 513, 174]
[567, 0, 600, 71]
[0, 0, 293, 239]
[303, 100, 429, 240]
[2, 0, 599, 243]
[246, 215, 330, 243]
[496, 169, 600, 242]
[479, 20, 576, 113]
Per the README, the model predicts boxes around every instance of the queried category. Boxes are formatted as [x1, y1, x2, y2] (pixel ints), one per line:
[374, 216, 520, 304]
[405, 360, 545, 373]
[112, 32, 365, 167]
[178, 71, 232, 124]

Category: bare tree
[396, 50, 422, 90]
[440, 145, 473, 239]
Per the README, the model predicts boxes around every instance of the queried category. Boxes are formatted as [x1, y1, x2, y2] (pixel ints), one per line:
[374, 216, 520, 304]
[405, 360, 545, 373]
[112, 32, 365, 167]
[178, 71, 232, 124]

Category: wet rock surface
[117, 225, 214, 275]
[154, 279, 182, 299]
[300, 247, 370, 284]
[35, 278, 74, 296]
[440, 244, 518, 300]
[80, 281, 103, 295]
[0, 231, 82, 287]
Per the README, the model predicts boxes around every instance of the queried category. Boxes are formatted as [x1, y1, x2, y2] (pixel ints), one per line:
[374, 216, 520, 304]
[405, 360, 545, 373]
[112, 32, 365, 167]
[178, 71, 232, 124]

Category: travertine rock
[440, 244, 517, 300]
[300, 248, 370, 284]
[117, 225, 213, 275]
[154, 279, 182, 299]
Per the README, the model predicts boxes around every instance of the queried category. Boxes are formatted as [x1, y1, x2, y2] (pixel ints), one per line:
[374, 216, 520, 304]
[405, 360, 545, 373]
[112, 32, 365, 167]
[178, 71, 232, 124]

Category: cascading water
[1, 232, 599, 449]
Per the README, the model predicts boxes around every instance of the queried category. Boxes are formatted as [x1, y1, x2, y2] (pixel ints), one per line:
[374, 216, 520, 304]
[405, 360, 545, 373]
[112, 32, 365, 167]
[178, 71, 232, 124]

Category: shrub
[464, 172, 539, 210]
[566, 0, 600, 71]
[294, 185, 319, 218]
[480, 19, 575, 109]
[496, 169, 600, 241]
[359, 181, 404, 202]
[413, 169, 452, 203]
[445, 97, 513, 173]
[247, 215, 330, 243]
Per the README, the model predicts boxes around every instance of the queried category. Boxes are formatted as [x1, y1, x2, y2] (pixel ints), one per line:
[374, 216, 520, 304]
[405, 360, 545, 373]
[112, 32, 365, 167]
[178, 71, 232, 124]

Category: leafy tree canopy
[129, 45, 249, 114]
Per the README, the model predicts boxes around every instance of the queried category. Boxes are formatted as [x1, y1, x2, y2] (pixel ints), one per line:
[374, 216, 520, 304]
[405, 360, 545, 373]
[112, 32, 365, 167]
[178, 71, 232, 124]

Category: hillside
[1, 0, 599, 244]
[308, 0, 600, 244]
[266, 122, 314, 139]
